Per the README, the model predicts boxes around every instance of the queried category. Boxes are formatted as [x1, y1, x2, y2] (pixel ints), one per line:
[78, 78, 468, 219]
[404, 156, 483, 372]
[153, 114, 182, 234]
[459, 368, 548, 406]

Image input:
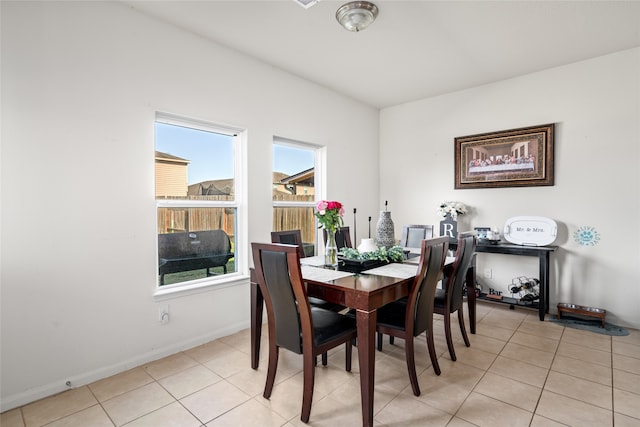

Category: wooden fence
[272, 206, 316, 243]
[157, 195, 236, 236]
[157, 207, 235, 236]
[158, 194, 317, 245]
[272, 193, 316, 243]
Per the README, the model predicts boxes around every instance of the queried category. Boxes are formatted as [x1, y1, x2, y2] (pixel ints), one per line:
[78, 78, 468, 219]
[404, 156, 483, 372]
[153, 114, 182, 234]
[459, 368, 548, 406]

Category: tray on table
[337, 257, 389, 274]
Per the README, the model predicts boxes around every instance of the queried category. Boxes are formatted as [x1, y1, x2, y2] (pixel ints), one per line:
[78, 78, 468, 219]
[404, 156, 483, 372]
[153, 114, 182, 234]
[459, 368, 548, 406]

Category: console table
[451, 240, 557, 321]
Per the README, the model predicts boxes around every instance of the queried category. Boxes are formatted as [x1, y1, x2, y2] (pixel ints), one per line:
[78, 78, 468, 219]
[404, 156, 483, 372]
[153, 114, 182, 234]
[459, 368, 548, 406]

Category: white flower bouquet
[437, 201, 468, 220]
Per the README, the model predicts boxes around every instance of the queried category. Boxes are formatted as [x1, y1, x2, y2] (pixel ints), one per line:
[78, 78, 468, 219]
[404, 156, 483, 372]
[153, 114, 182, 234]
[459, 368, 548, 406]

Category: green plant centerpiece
[339, 245, 405, 263]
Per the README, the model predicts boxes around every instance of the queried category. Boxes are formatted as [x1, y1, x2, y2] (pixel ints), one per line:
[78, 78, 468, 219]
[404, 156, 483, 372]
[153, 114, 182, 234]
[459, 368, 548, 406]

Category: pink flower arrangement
[315, 200, 345, 232]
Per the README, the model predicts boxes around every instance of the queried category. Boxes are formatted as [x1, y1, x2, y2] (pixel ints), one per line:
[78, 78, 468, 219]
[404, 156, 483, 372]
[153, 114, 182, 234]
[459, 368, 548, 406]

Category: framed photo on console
[455, 123, 554, 189]
[474, 227, 491, 240]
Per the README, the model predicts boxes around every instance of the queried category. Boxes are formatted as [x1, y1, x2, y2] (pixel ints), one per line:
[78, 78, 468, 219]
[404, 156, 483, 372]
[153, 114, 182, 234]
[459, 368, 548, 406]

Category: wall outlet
[159, 305, 170, 324]
[484, 268, 492, 279]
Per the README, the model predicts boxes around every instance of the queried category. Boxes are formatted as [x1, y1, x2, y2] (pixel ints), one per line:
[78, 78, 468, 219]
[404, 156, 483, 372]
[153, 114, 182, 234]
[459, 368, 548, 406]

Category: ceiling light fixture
[336, 1, 378, 32]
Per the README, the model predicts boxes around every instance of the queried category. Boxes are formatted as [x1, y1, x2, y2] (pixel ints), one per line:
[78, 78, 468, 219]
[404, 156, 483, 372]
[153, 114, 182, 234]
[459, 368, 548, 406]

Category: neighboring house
[188, 180, 233, 197]
[156, 161, 312, 199]
[155, 151, 189, 198]
[273, 168, 314, 199]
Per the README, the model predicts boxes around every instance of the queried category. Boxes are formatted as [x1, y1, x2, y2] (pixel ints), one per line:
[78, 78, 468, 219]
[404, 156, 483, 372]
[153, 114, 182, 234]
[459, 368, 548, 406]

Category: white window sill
[153, 273, 250, 301]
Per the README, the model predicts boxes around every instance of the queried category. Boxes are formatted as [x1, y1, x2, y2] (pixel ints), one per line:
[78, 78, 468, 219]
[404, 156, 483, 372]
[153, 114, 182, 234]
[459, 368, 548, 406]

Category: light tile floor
[2, 302, 640, 426]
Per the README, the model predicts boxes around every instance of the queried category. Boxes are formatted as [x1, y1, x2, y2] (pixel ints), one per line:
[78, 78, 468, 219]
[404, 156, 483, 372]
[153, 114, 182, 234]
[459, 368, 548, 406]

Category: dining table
[250, 254, 477, 427]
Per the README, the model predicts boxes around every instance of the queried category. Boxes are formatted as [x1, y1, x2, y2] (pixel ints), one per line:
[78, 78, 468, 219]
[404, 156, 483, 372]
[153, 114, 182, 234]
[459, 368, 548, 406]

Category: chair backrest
[323, 226, 353, 249]
[271, 230, 306, 259]
[251, 242, 312, 355]
[400, 225, 434, 249]
[408, 236, 449, 336]
[445, 231, 477, 312]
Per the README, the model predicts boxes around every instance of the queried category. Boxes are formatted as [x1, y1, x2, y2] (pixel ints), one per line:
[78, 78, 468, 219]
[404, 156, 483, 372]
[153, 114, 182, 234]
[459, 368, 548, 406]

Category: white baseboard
[0, 320, 248, 412]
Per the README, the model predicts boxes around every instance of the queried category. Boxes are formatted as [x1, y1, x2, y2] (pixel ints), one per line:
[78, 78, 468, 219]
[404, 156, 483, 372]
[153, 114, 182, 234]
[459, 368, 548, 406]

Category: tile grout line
[530, 323, 566, 425]
[449, 312, 529, 425]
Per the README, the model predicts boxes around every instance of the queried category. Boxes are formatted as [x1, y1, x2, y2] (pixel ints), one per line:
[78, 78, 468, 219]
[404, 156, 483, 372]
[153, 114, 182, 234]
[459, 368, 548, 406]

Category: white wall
[380, 48, 640, 329]
[0, 1, 380, 410]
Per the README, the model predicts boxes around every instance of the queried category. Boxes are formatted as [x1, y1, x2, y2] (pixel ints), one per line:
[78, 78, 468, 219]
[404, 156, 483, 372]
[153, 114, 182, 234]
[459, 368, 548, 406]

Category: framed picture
[474, 227, 491, 239]
[455, 123, 554, 189]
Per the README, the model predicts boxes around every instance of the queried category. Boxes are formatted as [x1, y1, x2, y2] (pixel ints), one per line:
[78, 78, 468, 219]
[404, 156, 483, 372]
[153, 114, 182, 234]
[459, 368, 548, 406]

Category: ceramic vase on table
[357, 238, 378, 253]
[324, 229, 338, 268]
[376, 211, 395, 249]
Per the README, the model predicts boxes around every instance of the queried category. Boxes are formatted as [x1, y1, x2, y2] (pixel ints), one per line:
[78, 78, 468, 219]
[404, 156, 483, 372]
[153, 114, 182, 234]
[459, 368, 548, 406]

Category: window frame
[154, 112, 247, 299]
[272, 137, 327, 253]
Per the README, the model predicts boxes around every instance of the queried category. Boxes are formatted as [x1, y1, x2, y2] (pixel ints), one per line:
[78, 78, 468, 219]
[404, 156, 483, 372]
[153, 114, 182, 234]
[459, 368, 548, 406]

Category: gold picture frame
[455, 123, 554, 189]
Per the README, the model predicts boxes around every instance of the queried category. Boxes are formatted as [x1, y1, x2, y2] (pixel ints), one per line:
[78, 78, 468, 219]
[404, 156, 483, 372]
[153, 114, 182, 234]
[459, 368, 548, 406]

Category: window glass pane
[272, 144, 314, 203]
[157, 208, 236, 286]
[155, 122, 234, 201]
[155, 117, 239, 288]
[272, 142, 316, 254]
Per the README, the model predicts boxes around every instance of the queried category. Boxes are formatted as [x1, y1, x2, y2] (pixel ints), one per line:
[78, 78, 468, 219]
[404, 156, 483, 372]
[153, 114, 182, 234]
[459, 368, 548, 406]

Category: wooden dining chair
[379, 224, 436, 348]
[323, 226, 353, 249]
[271, 230, 306, 258]
[375, 236, 449, 395]
[251, 242, 357, 423]
[434, 231, 477, 361]
[271, 229, 344, 312]
[400, 224, 434, 249]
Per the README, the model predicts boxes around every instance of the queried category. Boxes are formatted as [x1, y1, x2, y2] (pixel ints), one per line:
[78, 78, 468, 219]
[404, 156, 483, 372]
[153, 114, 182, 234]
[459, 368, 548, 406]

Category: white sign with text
[503, 216, 557, 246]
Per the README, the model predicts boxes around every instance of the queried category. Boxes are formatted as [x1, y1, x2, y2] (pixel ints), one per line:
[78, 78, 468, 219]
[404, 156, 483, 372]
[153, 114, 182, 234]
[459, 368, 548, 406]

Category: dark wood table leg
[356, 308, 376, 427]
[250, 276, 263, 370]
[466, 266, 477, 334]
[466, 253, 477, 334]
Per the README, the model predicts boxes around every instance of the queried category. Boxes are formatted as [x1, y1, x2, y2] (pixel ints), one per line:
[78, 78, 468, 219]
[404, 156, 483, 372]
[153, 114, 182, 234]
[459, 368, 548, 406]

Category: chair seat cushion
[311, 307, 357, 347]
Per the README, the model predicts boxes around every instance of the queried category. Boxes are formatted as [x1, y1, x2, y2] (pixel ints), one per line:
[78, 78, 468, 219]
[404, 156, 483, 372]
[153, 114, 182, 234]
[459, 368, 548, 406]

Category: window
[155, 113, 245, 290]
[272, 139, 324, 256]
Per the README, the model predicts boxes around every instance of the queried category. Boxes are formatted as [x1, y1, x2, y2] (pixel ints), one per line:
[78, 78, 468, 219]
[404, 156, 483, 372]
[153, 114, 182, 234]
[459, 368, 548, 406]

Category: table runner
[299, 255, 326, 267]
[362, 263, 418, 279]
[301, 265, 354, 282]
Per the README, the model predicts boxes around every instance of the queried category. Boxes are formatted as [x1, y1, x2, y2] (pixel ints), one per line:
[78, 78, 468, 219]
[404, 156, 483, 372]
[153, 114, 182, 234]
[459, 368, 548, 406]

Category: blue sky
[156, 122, 314, 184]
[155, 122, 233, 184]
[273, 144, 314, 175]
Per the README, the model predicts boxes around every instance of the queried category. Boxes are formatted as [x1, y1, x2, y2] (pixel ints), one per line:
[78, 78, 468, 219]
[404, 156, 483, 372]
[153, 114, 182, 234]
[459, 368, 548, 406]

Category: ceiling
[121, 0, 640, 109]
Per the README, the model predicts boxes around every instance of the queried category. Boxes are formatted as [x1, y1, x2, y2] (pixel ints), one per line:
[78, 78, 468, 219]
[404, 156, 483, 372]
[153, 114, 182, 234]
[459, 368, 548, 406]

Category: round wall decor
[573, 226, 601, 246]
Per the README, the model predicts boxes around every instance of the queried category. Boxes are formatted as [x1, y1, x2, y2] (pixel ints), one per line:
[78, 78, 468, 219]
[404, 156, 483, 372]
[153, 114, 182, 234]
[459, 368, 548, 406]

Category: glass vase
[325, 229, 338, 268]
